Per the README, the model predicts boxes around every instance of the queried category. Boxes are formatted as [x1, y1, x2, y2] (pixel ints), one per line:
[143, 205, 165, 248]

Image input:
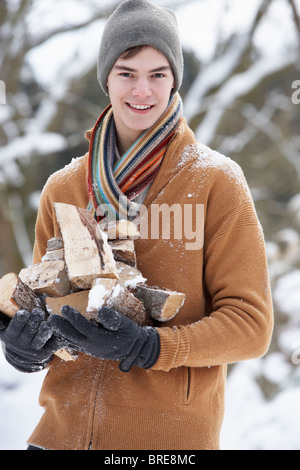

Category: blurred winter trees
[0, 0, 300, 447]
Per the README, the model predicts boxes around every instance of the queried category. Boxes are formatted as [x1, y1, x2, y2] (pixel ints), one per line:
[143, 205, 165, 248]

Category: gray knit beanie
[97, 0, 183, 95]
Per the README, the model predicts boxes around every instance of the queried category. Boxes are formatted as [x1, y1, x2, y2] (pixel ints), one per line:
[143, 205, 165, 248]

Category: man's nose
[132, 78, 152, 97]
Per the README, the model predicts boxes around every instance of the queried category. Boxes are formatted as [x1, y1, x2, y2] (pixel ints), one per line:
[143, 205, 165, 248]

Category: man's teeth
[130, 104, 152, 110]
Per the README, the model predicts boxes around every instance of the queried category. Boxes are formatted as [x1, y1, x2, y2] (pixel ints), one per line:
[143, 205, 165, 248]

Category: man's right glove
[49, 305, 161, 372]
[0, 308, 69, 373]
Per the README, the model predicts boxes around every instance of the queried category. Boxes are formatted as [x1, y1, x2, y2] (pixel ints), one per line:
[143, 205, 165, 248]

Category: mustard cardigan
[28, 118, 273, 450]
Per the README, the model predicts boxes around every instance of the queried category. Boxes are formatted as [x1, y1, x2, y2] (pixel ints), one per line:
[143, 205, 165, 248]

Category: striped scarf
[87, 92, 183, 220]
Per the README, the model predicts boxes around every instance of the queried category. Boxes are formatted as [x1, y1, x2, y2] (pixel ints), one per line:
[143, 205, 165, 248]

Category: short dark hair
[119, 45, 149, 60]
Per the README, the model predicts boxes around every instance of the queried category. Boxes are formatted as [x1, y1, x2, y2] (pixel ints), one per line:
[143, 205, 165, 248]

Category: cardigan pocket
[182, 366, 192, 405]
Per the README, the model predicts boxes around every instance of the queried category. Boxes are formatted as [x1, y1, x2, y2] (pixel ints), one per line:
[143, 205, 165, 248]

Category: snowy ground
[221, 361, 300, 450]
[0, 353, 46, 450]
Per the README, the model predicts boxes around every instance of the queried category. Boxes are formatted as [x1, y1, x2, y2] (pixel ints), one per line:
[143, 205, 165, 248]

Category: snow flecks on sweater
[178, 142, 249, 192]
[46, 155, 86, 188]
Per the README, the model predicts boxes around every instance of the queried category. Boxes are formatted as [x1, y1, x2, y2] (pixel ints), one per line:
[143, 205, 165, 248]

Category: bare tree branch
[24, 1, 122, 52]
[287, 0, 300, 48]
[184, 0, 273, 124]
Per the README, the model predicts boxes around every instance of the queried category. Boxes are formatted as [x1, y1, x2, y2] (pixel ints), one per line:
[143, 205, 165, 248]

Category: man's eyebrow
[149, 66, 172, 73]
[114, 65, 136, 72]
[114, 64, 171, 73]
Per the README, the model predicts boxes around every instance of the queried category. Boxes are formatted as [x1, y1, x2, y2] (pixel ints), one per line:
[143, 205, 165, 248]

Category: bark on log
[42, 237, 64, 262]
[0, 273, 74, 361]
[107, 288, 152, 326]
[47, 237, 63, 251]
[0, 272, 45, 318]
[87, 278, 151, 326]
[109, 239, 137, 267]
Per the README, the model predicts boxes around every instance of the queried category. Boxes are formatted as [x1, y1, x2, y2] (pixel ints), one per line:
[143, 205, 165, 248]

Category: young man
[0, 0, 273, 450]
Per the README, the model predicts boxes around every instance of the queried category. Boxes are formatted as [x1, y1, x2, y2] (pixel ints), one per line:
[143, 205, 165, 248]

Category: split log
[0, 273, 74, 362]
[86, 278, 152, 326]
[53, 349, 76, 362]
[47, 237, 64, 251]
[47, 281, 152, 327]
[0, 273, 45, 318]
[100, 219, 140, 240]
[54, 203, 118, 289]
[86, 278, 118, 316]
[41, 237, 64, 262]
[109, 239, 137, 267]
[19, 260, 70, 297]
[133, 285, 185, 322]
[41, 249, 64, 262]
[46, 290, 90, 318]
[116, 262, 146, 289]
[83, 263, 184, 325]
[107, 288, 152, 327]
[87, 277, 149, 325]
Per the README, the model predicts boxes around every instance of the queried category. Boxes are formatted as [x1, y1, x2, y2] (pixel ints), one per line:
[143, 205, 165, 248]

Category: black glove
[48, 306, 161, 373]
[0, 311, 10, 333]
[0, 308, 69, 373]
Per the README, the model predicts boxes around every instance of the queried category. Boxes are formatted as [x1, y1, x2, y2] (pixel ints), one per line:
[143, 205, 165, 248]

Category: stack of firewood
[0, 203, 185, 361]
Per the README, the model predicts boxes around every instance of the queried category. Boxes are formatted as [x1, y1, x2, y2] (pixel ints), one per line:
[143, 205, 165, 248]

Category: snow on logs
[0, 203, 185, 361]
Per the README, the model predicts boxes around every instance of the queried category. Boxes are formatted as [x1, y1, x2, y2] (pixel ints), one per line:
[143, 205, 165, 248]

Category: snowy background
[1, 0, 300, 450]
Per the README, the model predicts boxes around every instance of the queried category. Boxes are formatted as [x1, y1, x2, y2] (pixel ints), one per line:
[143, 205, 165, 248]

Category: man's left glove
[0, 308, 69, 373]
[48, 306, 161, 372]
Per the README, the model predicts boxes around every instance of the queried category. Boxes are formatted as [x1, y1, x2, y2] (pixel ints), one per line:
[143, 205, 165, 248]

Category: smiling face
[107, 46, 175, 154]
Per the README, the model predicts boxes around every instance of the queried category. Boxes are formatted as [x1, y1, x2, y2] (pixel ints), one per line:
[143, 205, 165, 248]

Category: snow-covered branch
[194, 54, 295, 145]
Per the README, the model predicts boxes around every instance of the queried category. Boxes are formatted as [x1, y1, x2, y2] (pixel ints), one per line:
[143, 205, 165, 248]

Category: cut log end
[0, 272, 46, 318]
[134, 285, 185, 322]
